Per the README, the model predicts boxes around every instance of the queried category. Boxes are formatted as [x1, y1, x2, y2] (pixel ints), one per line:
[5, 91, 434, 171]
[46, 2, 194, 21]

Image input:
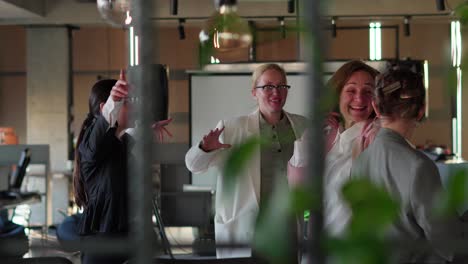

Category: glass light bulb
[199, 4, 252, 51]
[97, 0, 132, 28]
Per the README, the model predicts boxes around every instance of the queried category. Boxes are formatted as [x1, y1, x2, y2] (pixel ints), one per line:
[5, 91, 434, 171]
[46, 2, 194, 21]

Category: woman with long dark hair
[73, 72, 171, 264]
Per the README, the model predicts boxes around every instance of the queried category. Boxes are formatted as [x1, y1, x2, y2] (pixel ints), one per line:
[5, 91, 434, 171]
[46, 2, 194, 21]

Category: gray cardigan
[351, 128, 463, 263]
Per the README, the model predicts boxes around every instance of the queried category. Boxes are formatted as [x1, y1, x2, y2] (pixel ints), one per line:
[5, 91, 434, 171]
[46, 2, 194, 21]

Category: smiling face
[252, 69, 288, 116]
[339, 70, 375, 128]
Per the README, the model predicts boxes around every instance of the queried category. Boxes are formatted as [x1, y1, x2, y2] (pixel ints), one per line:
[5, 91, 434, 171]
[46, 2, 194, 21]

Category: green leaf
[289, 185, 318, 216]
[253, 176, 295, 264]
[327, 235, 390, 264]
[222, 136, 266, 196]
[341, 178, 400, 237]
[455, 2, 468, 25]
[436, 169, 468, 216]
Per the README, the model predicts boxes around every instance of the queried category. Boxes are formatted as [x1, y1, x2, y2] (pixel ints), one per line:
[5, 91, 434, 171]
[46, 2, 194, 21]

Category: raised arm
[185, 120, 232, 174]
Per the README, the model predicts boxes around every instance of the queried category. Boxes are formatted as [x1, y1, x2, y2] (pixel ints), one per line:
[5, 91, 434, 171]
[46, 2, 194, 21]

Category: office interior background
[0, 0, 468, 262]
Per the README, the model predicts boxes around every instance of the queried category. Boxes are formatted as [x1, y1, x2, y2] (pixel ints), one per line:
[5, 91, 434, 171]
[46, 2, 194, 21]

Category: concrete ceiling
[0, 0, 464, 26]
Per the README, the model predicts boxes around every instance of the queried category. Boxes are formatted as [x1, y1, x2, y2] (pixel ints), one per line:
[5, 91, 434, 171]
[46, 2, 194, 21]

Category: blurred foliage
[455, 2, 468, 26]
[253, 176, 295, 264]
[222, 136, 267, 196]
[436, 169, 468, 216]
[221, 134, 468, 263]
[324, 178, 400, 264]
[341, 178, 400, 237]
[210, 2, 468, 262]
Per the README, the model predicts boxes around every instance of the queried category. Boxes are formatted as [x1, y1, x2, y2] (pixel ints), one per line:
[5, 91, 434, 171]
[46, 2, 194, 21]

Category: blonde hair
[251, 63, 287, 87]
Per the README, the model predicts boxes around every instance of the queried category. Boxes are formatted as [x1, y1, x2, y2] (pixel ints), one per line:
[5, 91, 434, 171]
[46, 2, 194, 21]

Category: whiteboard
[189, 73, 309, 188]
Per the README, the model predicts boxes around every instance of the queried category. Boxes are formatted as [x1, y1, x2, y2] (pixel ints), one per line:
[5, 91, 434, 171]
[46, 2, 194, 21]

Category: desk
[0, 193, 41, 210]
[0, 145, 50, 226]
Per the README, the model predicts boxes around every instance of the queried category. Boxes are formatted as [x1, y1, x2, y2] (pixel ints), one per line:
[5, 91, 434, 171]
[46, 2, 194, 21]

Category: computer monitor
[159, 191, 212, 228]
[9, 148, 31, 191]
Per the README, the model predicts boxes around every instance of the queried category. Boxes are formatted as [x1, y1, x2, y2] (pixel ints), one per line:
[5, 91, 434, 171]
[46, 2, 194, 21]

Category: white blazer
[185, 109, 306, 259]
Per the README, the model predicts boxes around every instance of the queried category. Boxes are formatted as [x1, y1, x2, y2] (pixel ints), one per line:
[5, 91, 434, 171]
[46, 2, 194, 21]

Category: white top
[289, 121, 365, 236]
[101, 96, 135, 137]
[324, 121, 364, 235]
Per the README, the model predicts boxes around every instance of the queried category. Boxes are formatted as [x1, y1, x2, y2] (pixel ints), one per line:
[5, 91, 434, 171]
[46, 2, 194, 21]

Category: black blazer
[78, 115, 133, 235]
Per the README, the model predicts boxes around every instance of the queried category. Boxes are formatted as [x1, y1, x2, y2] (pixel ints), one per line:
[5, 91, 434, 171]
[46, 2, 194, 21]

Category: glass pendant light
[199, 0, 253, 51]
[97, 0, 133, 27]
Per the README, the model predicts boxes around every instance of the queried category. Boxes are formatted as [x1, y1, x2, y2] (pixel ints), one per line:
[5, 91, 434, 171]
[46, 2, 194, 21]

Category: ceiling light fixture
[331, 17, 337, 38]
[287, 0, 295, 13]
[170, 0, 178, 15]
[279, 16, 286, 39]
[178, 18, 186, 40]
[199, 0, 252, 50]
[436, 0, 445, 11]
[404, 16, 411, 36]
[96, 0, 132, 28]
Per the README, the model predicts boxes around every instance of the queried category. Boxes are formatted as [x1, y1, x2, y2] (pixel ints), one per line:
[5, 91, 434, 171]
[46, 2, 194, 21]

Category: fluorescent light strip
[375, 22, 382, 60]
[451, 21, 455, 67]
[457, 68, 462, 157]
[369, 23, 375, 60]
[135, 35, 139, 66]
[424, 60, 429, 117]
[129, 27, 134, 66]
[453, 117, 458, 155]
[456, 21, 462, 67]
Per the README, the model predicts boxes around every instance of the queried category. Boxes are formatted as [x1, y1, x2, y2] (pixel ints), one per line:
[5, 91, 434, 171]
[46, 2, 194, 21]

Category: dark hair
[73, 79, 116, 208]
[327, 60, 380, 114]
[374, 67, 425, 119]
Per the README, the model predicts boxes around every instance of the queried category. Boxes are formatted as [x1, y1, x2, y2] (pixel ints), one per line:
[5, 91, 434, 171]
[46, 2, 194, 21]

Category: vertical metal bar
[303, 0, 325, 263]
[130, 0, 155, 263]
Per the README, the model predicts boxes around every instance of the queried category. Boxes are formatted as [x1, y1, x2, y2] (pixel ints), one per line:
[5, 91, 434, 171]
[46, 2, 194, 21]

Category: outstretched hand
[200, 127, 232, 152]
[152, 118, 173, 143]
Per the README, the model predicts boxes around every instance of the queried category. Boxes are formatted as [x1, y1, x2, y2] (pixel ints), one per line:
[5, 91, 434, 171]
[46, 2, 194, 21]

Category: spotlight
[171, 0, 178, 15]
[331, 17, 337, 38]
[278, 17, 286, 39]
[178, 18, 185, 40]
[436, 0, 445, 11]
[404, 16, 411, 37]
[287, 0, 295, 13]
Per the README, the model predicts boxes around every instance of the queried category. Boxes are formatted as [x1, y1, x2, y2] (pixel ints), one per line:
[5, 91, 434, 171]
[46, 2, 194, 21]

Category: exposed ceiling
[0, 0, 464, 26]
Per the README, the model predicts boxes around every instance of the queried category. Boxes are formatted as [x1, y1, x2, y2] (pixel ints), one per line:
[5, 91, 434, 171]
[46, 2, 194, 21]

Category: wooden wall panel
[0, 26, 26, 72]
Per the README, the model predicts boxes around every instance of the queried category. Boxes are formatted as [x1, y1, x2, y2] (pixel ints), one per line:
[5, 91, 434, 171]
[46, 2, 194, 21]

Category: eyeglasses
[255, 84, 291, 91]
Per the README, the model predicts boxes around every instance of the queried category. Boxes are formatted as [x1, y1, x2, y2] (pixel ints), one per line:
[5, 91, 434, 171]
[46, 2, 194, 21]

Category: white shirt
[324, 121, 364, 236]
[101, 96, 135, 137]
[289, 121, 365, 236]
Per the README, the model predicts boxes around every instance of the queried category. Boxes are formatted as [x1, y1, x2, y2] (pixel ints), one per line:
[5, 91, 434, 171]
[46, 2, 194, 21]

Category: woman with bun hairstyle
[351, 67, 464, 263]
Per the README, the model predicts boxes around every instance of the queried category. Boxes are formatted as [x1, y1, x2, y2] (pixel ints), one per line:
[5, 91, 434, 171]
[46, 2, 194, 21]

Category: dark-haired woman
[351, 68, 463, 263]
[73, 72, 171, 264]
